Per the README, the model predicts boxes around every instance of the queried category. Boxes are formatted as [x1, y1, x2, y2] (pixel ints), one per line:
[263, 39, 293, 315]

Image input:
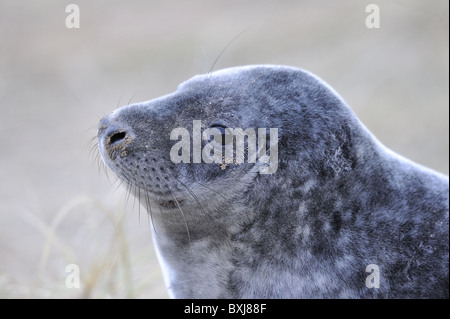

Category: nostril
[109, 131, 126, 145]
[98, 117, 134, 161]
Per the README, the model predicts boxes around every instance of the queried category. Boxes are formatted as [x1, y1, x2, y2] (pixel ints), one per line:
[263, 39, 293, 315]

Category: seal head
[98, 65, 449, 298]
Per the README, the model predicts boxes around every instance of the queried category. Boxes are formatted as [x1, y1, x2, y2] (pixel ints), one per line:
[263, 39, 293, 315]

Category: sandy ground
[0, 0, 448, 298]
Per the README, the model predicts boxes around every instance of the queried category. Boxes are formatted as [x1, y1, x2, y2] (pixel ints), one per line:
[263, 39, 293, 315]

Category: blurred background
[0, 0, 448, 298]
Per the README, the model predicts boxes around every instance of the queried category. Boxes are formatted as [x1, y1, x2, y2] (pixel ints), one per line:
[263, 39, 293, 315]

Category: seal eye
[207, 124, 233, 148]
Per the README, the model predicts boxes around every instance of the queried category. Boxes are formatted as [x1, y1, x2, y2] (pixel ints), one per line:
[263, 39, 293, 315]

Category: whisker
[92, 148, 104, 176]
[122, 180, 131, 207]
[176, 171, 230, 202]
[137, 184, 141, 223]
[158, 198, 170, 238]
[208, 28, 249, 76]
[171, 192, 192, 253]
[128, 182, 137, 218]
[88, 136, 106, 178]
[146, 197, 152, 234]
[127, 90, 138, 106]
[114, 175, 129, 192]
[116, 94, 123, 110]
[144, 188, 159, 238]
[171, 176, 208, 216]
[104, 164, 114, 184]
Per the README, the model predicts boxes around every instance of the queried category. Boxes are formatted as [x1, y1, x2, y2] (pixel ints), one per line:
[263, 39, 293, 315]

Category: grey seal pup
[97, 65, 449, 298]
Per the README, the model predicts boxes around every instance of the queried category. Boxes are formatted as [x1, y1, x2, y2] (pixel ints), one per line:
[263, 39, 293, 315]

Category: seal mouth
[125, 181, 187, 209]
[157, 198, 186, 210]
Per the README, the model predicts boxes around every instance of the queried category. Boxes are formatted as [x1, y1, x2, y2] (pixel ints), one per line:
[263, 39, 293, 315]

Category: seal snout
[98, 115, 133, 162]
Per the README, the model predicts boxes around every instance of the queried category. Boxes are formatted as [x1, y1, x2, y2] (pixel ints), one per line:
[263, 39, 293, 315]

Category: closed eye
[207, 124, 233, 147]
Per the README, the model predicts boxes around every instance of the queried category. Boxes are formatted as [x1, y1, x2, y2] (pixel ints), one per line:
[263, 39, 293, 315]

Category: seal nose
[108, 131, 126, 145]
[98, 115, 133, 161]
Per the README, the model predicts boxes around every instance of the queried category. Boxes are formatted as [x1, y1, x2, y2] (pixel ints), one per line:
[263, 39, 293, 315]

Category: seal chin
[120, 180, 187, 211]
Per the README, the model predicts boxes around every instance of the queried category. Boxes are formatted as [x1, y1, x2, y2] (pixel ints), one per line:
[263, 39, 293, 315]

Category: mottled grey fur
[98, 65, 449, 298]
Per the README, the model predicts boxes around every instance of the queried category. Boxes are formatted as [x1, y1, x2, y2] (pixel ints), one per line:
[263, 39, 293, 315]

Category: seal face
[97, 65, 449, 298]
